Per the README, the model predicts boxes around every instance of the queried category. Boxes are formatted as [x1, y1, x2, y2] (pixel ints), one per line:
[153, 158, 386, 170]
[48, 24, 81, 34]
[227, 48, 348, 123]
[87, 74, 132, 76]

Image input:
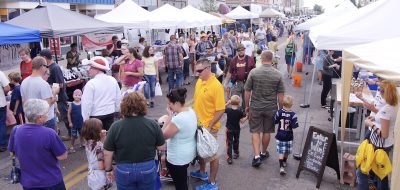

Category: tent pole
[52, 38, 58, 64]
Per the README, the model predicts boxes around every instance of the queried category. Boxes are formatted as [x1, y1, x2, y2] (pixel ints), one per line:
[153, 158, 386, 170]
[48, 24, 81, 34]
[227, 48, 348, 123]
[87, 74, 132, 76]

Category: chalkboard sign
[296, 126, 340, 188]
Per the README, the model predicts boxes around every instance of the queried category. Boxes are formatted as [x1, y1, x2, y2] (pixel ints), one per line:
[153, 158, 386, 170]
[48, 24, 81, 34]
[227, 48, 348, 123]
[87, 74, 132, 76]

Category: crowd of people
[0, 17, 398, 190]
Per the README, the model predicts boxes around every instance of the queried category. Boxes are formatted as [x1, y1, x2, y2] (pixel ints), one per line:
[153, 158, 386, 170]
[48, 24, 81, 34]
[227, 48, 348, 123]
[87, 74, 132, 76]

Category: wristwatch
[105, 168, 113, 172]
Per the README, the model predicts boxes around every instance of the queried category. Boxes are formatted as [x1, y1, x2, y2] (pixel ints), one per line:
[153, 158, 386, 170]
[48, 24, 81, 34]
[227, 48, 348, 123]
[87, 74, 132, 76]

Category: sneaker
[233, 153, 239, 159]
[190, 170, 209, 181]
[260, 151, 270, 161]
[195, 182, 218, 190]
[68, 147, 76, 153]
[160, 168, 173, 182]
[227, 158, 233, 164]
[280, 167, 286, 176]
[252, 157, 262, 168]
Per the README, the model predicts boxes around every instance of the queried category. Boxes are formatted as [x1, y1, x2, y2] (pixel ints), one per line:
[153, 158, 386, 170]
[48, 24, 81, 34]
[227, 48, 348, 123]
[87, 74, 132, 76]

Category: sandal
[69, 147, 76, 153]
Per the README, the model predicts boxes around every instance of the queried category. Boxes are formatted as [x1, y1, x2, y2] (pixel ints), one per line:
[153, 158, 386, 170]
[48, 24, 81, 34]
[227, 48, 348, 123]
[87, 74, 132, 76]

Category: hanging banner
[81, 34, 113, 52]
[49, 38, 61, 57]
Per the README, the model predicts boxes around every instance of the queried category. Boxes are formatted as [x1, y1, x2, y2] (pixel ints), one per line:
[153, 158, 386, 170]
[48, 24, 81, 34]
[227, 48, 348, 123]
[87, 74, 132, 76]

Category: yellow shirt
[193, 75, 225, 131]
[142, 57, 157, 75]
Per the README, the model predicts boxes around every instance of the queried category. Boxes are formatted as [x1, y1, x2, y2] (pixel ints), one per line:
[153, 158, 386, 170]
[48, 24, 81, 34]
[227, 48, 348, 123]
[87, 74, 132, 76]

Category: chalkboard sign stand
[296, 126, 340, 188]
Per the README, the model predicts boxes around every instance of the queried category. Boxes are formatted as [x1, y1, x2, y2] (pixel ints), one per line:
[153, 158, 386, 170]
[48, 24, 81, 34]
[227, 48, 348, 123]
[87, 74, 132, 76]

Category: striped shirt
[164, 42, 183, 69]
[244, 64, 285, 110]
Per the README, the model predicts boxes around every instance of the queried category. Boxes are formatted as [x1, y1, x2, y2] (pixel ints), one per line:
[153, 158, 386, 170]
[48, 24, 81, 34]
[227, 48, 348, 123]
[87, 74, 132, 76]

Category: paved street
[0, 37, 357, 190]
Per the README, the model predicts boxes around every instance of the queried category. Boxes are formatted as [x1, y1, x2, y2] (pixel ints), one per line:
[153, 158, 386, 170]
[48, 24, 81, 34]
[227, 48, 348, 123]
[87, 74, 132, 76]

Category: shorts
[202, 127, 219, 162]
[285, 55, 296, 66]
[249, 109, 276, 133]
[71, 127, 82, 138]
[276, 140, 293, 154]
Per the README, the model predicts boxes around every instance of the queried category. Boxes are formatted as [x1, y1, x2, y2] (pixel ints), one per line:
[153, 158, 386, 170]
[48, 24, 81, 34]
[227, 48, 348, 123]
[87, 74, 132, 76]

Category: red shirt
[229, 55, 255, 82]
[20, 60, 32, 80]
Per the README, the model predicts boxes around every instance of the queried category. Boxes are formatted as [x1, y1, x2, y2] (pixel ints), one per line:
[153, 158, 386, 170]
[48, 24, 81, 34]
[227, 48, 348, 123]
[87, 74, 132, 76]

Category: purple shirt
[123, 59, 143, 87]
[8, 124, 67, 188]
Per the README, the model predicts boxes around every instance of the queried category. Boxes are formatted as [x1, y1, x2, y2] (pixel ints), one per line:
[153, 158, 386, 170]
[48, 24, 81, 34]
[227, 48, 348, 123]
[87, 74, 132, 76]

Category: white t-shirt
[0, 71, 10, 107]
[374, 104, 397, 148]
[241, 40, 254, 56]
[255, 29, 266, 40]
[370, 90, 386, 117]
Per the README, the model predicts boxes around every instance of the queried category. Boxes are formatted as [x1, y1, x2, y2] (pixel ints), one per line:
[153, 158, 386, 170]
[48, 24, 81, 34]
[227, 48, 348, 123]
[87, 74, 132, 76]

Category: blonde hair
[230, 95, 241, 106]
[380, 80, 398, 106]
[283, 95, 294, 108]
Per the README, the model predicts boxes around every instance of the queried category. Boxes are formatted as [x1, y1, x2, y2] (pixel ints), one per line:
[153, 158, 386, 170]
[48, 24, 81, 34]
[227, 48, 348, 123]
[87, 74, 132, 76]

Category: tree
[200, 0, 218, 13]
[313, 4, 324, 15]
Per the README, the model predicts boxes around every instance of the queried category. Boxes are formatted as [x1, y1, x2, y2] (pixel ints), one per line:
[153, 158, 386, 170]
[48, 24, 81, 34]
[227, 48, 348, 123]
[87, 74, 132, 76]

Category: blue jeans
[44, 117, 56, 130]
[0, 106, 6, 147]
[356, 146, 392, 190]
[183, 59, 190, 79]
[167, 68, 183, 92]
[115, 160, 157, 190]
[302, 45, 312, 65]
[23, 180, 66, 190]
[144, 75, 157, 100]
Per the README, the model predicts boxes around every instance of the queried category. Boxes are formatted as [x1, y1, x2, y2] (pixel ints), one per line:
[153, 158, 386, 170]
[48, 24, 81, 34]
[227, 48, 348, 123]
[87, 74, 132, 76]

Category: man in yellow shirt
[191, 58, 225, 190]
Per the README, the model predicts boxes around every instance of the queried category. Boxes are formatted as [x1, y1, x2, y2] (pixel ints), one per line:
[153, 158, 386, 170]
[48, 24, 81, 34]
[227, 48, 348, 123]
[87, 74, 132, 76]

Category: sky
[303, 0, 345, 9]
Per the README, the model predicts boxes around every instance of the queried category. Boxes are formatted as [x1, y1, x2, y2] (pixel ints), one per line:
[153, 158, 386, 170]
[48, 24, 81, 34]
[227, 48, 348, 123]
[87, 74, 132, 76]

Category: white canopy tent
[225, 5, 259, 19]
[295, 0, 357, 31]
[310, 0, 400, 50]
[341, 38, 400, 190]
[95, 0, 150, 29]
[179, 5, 222, 28]
[259, 8, 284, 18]
[148, 4, 182, 29]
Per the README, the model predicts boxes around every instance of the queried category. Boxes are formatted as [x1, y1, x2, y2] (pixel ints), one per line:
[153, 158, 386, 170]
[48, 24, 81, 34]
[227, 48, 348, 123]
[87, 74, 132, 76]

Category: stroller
[156, 115, 173, 182]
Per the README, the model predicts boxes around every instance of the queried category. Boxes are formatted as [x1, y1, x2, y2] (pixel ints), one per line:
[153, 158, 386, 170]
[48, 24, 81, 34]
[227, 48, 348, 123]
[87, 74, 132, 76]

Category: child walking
[225, 95, 248, 164]
[81, 118, 111, 190]
[8, 72, 24, 124]
[67, 89, 84, 153]
[274, 95, 299, 175]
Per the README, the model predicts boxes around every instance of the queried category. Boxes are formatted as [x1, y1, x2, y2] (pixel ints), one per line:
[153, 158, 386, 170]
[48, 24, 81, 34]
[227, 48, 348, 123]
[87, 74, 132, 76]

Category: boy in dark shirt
[8, 72, 24, 124]
[274, 95, 299, 175]
[225, 95, 248, 164]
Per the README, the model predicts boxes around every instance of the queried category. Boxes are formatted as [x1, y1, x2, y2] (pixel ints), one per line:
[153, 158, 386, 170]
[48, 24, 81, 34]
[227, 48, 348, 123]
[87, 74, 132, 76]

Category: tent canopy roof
[148, 4, 182, 29]
[344, 38, 400, 81]
[6, 4, 123, 38]
[179, 6, 222, 28]
[310, 0, 399, 50]
[259, 8, 284, 18]
[209, 12, 236, 24]
[225, 5, 259, 19]
[295, 0, 357, 31]
[0, 22, 40, 45]
[95, 0, 150, 29]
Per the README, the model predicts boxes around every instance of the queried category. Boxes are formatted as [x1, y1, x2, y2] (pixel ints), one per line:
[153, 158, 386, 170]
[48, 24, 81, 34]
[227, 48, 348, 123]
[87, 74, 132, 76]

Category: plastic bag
[155, 82, 162, 96]
[196, 126, 219, 158]
[215, 64, 223, 77]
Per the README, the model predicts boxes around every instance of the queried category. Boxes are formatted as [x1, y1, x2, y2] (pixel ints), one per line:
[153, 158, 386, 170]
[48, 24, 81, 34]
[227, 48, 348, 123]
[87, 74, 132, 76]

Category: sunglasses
[42, 64, 49, 68]
[196, 66, 210, 74]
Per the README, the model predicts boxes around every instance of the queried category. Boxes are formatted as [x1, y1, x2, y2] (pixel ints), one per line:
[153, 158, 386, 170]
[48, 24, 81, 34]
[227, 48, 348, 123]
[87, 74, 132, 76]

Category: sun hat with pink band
[82, 56, 110, 72]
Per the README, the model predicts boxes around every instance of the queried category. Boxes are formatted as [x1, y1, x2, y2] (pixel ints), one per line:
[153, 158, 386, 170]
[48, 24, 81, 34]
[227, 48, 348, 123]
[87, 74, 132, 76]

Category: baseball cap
[237, 44, 246, 51]
[39, 49, 53, 60]
[73, 89, 82, 96]
[371, 149, 392, 180]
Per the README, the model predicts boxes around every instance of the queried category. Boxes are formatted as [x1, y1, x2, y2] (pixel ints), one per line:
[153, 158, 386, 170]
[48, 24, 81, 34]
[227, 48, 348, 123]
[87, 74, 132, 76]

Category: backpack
[231, 55, 250, 83]
[285, 42, 295, 56]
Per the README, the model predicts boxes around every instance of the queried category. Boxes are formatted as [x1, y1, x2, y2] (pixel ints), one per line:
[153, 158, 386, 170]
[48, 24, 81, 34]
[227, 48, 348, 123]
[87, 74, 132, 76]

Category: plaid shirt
[164, 42, 183, 69]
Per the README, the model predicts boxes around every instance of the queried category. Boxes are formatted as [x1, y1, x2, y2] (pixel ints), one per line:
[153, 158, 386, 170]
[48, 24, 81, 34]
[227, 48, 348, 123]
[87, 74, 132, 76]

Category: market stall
[295, 0, 356, 31]
[0, 22, 40, 45]
[225, 5, 259, 20]
[148, 4, 183, 29]
[342, 37, 400, 190]
[95, 0, 150, 29]
[309, 0, 399, 50]
[259, 8, 284, 18]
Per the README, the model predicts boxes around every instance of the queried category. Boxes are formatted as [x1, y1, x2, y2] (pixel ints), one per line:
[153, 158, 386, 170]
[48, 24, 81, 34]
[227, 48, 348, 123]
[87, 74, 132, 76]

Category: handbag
[10, 125, 21, 184]
[196, 125, 219, 159]
[369, 128, 385, 149]
[155, 82, 162, 96]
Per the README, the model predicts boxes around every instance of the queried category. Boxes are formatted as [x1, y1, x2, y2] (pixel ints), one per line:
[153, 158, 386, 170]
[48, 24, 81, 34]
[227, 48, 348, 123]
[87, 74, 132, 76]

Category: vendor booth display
[0, 22, 40, 45]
